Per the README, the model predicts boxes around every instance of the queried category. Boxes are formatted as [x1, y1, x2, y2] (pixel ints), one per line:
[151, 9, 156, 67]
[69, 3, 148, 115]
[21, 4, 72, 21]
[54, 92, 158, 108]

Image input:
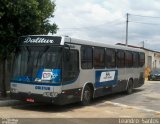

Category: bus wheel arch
[81, 82, 94, 105]
[126, 78, 134, 94]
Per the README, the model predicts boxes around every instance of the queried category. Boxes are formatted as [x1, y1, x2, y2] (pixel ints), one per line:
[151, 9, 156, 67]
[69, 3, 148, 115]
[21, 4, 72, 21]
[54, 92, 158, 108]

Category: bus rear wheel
[81, 85, 92, 106]
[126, 79, 133, 94]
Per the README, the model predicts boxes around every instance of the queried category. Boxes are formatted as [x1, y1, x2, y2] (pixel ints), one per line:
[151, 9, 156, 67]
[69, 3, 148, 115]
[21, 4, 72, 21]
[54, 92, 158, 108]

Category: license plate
[26, 98, 35, 103]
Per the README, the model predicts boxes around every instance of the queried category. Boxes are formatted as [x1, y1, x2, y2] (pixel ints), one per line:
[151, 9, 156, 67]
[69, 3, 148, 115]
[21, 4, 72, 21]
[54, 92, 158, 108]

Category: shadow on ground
[12, 88, 145, 113]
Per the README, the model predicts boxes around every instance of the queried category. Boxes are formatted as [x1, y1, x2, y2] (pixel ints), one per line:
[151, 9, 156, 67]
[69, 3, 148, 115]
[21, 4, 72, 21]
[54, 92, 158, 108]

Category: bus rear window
[139, 53, 145, 67]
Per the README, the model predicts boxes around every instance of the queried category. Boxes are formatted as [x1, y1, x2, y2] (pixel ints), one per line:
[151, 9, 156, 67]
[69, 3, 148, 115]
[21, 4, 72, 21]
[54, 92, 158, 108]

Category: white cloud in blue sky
[51, 0, 160, 51]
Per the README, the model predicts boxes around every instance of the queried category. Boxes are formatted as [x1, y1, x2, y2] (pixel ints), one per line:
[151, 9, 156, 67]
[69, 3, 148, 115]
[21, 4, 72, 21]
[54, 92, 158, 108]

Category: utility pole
[125, 13, 129, 46]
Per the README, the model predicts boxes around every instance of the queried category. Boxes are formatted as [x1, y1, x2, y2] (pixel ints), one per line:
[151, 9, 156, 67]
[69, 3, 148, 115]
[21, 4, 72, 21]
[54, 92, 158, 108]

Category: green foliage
[0, 0, 58, 58]
[0, 0, 58, 96]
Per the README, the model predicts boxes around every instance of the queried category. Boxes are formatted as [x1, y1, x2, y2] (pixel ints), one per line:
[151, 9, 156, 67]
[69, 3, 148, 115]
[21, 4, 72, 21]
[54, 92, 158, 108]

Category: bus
[10, 35, 145, 105]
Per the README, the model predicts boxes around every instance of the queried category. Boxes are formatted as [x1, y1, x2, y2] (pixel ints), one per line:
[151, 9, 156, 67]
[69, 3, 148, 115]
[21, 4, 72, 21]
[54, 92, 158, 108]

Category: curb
[0, 100, 24, 107]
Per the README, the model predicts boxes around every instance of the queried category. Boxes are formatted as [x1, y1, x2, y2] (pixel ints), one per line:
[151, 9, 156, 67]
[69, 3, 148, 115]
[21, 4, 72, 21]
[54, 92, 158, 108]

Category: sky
[51, 0, 160, 51]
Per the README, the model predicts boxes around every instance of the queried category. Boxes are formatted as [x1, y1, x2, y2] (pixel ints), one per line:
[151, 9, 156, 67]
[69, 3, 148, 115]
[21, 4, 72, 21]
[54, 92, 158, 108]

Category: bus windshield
[12, 46, 62, 83]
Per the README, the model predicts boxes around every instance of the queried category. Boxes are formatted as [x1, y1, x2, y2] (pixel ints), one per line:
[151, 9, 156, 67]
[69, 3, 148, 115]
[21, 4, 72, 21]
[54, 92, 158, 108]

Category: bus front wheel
[81, 85, 92, 106]
[126, 80, 133, 94]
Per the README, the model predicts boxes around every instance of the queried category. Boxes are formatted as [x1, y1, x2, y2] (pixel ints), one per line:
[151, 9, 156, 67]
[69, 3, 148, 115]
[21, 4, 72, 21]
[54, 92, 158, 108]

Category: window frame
[93, 47, 105, 69]
[125, 51, 133, 68]
[139, 52, 145, 67]
[106, 48, 116, 68]
[81, 45, 93, 69]
[62, 48, 80, 83]
[116, 49, 125, 68]
[133, 52, 139, 67]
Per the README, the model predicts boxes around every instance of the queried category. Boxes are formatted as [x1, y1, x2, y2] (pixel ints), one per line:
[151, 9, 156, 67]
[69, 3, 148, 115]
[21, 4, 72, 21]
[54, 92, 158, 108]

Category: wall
[0, 56, 14, 95]
[144, 50, 160, 79]
[144, 50, 160, 69]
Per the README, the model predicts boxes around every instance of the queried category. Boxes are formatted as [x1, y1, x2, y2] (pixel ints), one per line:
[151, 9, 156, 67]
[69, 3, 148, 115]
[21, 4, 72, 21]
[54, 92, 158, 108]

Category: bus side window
[133, 52, 139, 67]
[81, 46, 93, 69]
[63, 49, 79, 82]
[125, 51, 133, 68]
[116, 50, 125, 68]
[94, 47, 105, 69]
[139, 52, 145, 67]
[106, 48, 116, 68]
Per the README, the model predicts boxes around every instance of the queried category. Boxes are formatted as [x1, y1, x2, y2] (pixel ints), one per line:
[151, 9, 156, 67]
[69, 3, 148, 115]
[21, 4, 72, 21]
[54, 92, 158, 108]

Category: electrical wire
[127, 13, 160, 26]
[59, 19, 125, 30]
[130, 14, 160, 19]
[129, 21, 160, 25]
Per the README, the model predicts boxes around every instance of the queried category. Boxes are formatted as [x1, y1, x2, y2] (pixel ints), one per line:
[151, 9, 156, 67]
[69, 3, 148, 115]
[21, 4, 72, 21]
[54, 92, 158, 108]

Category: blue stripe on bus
[95, 70, 118, 88]
[10, 80, 78, 86]
[10, 80, 61, 86]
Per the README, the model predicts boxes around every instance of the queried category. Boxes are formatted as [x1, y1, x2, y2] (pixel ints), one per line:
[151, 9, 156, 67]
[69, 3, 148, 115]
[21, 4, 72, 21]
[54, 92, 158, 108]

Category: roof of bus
[20, 35, 144, 53]
[63, 36, 144, 53]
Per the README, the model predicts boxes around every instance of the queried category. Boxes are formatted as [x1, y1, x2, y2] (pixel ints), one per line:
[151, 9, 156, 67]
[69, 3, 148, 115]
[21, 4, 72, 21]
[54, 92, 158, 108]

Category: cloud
[52, 0, 160, 51]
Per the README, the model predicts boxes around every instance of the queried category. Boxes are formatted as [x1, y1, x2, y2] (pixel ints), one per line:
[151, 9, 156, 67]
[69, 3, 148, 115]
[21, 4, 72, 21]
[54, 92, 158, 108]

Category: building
[143, 48, 160, 69]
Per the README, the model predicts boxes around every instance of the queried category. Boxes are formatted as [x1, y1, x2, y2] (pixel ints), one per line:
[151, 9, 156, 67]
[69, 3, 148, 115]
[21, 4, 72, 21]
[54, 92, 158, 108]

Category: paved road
[102, 80, 160, 111]
[0, 81, 160, 124]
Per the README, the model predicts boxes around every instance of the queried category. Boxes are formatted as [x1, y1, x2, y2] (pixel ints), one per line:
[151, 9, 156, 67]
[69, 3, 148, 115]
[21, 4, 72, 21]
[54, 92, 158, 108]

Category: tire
[126, 79, 133, 94]
[81, 85, 92, 106]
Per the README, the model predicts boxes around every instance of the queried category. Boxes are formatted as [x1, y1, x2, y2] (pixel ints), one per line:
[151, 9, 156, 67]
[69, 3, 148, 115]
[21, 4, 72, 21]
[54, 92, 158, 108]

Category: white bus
[10, 35, 145, 105]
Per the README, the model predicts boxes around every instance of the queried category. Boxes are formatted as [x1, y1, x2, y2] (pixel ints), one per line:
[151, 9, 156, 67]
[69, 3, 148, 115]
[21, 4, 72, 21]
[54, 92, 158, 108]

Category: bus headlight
[43, 92, 58, 97]
[35, 78, 42, 82]
[11, 88, 18, 93]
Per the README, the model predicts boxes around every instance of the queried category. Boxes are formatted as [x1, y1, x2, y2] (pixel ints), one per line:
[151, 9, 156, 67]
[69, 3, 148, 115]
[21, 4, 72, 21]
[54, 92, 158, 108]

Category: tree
[0, 0, 58, 97]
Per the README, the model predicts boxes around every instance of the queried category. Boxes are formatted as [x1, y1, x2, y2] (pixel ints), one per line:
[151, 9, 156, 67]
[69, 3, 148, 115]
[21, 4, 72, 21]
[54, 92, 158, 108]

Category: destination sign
[24, 37, 54, 43]
[19, 36, 62, 45]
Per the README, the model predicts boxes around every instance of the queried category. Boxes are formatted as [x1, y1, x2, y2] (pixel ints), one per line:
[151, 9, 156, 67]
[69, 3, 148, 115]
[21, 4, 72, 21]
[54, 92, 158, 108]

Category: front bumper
[10, 92, 54, 104]
[10, 89, 81, 105]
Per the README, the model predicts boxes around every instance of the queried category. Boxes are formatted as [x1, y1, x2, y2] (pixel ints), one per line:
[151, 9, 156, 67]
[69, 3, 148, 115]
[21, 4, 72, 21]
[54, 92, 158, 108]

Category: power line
[60, 13, 160, 30]
[128, 13, 160, 26]
[59, 19, 125, 30]
[129, 21, 160, 25]
[130, 13, 160, 19]
[59, 22, 125, 31]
